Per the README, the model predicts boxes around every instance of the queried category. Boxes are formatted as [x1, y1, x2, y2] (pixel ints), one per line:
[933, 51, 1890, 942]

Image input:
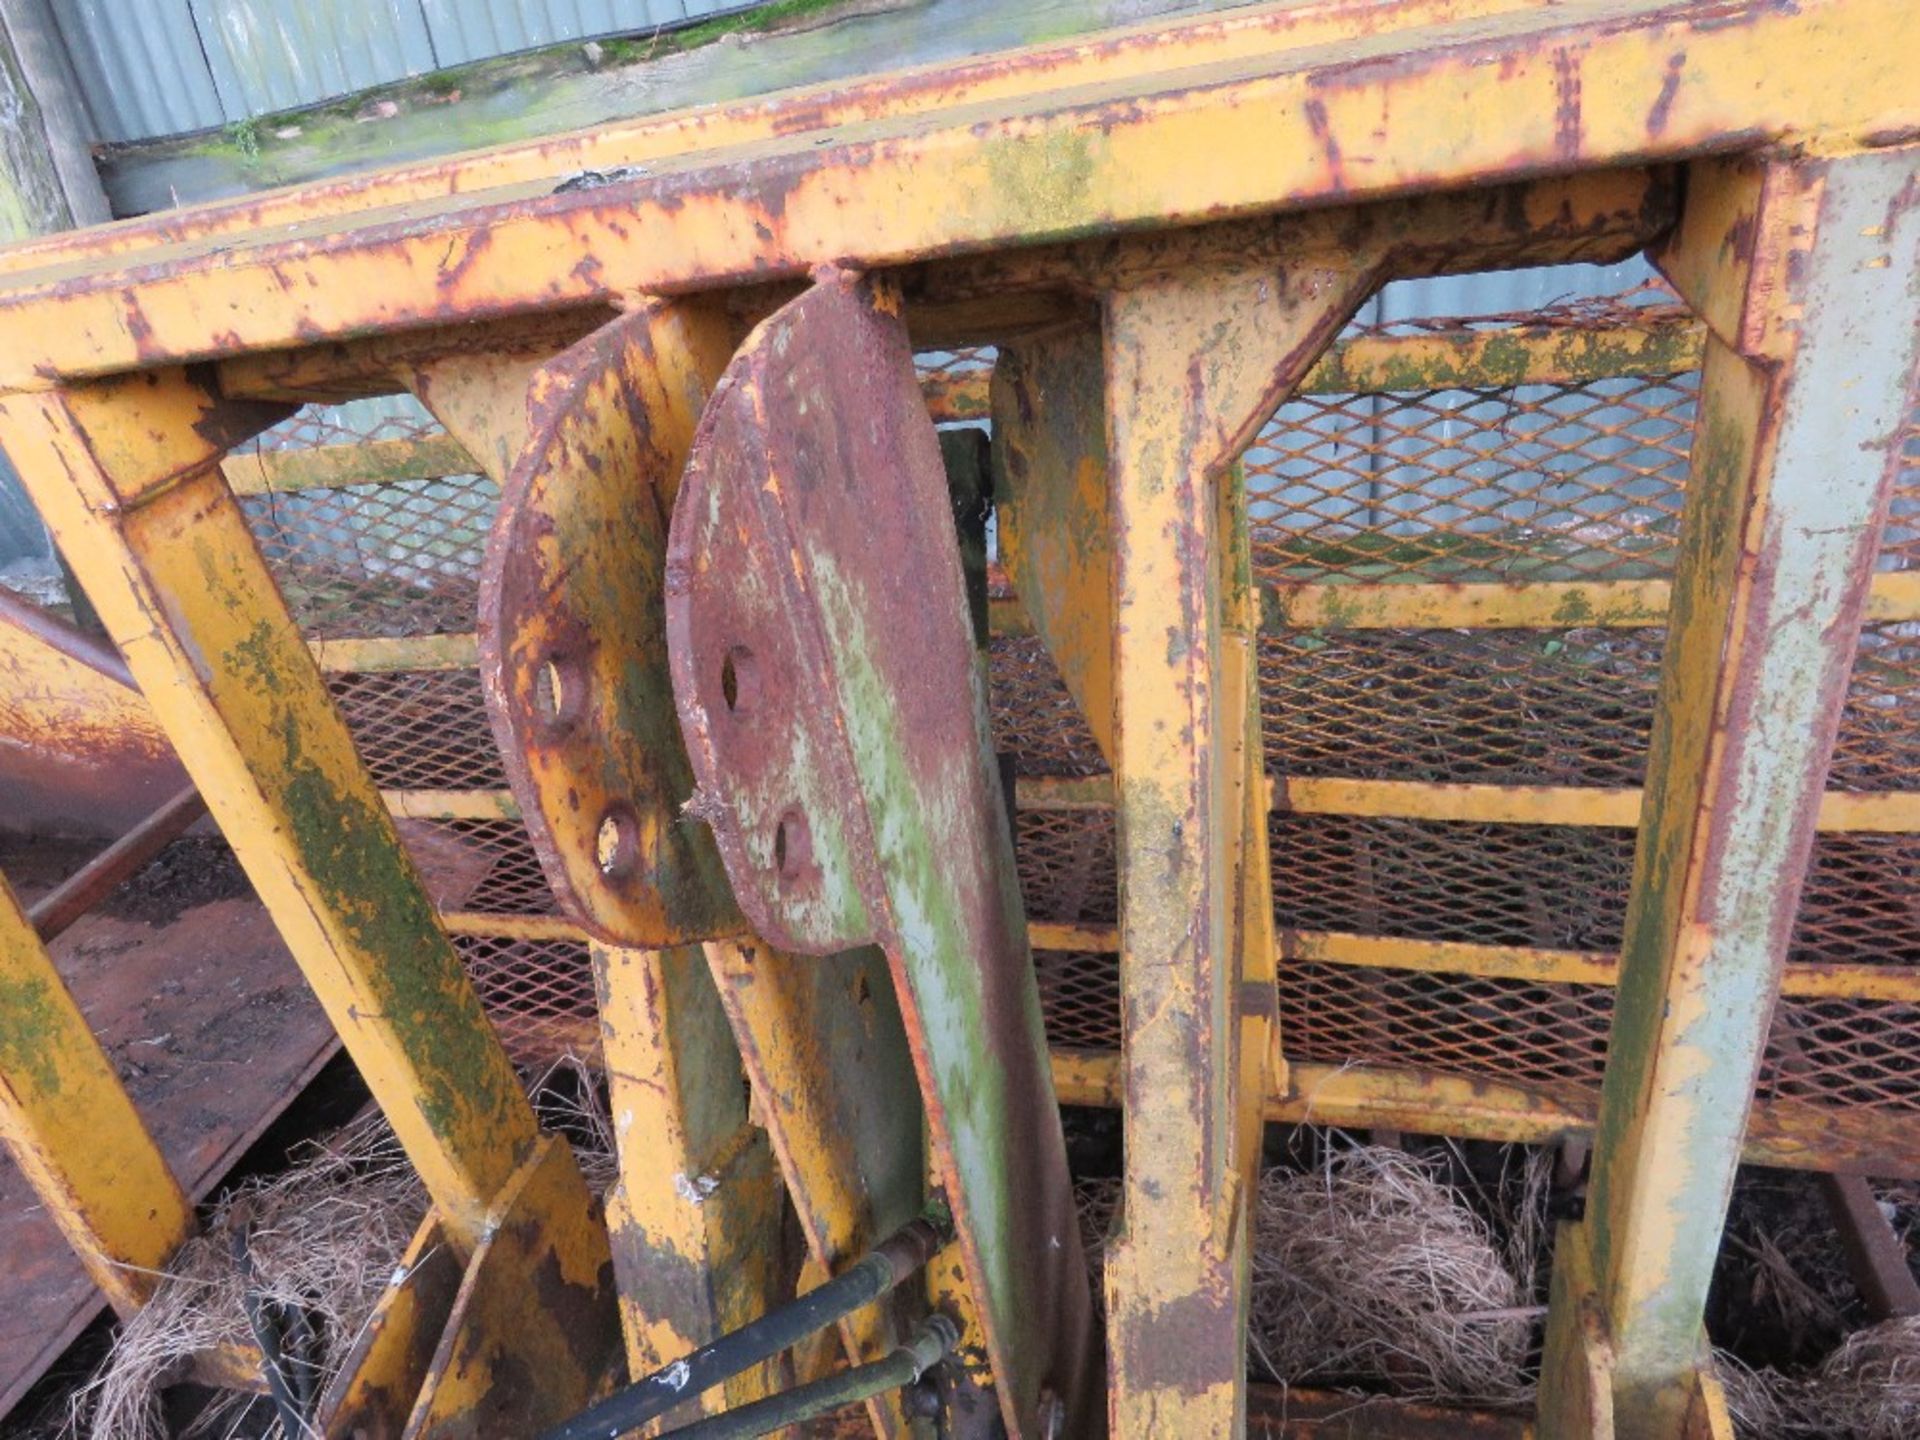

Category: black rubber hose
[537, 1215, 946, 1440]
[656, 1316, 959, 1440]
[229, 1212, 310, 1439]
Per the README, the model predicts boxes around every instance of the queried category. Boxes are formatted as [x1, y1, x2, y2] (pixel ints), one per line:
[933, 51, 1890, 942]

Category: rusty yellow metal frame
[0, 3, 1911, 1435]
[1535, 146, 1920, 1438]
[0, 370, 556, 1251]
[0, 875, 194, 1314]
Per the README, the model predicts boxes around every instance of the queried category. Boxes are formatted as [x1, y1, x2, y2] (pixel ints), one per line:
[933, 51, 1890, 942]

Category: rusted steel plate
[667, 274, 1098, 1439]
[318, 1214, 463, 1440]
[401, 1134, 621, 1439]
[0, 590, 188, 841]
[0, 870, 339, 1419]
[480, 299, 742, 948]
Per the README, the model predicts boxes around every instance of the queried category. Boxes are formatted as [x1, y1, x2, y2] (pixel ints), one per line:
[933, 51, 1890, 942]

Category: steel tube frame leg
[1101, 241, 1374, 1435]
[0, 873, 193, 1313]
[593, 941, 786, 1421]
[0, 370, 548, 1253]
[1539, 145, 1920, 1439]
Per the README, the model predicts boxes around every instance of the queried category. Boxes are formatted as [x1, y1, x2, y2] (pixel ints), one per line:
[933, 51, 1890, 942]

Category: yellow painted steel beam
[1034, 924, 1920, 1010]
[932, 308, 1708, 422]
[439, 911, 583, 941]
[1270, 568, 1920, 630]
[382, 789, 520, 821]
[0, 0, 1564, 281]
[0, 875, 194, 1315]
[590, 942, 785, 1414]
[992, 324, 1116, 763]
[1543, 148, 1920, 1440]
[1276, 778, 1920, 832]
[1051, 1054, 1920, 1181]
[1022, 774, 1920, 835]
[0, 369, 548, 1254]
[1102, 229, 1379, 1433]
[1037, 924, 1920, 1006]
[308, 633, 481, 673]
[2, 2, 1911, 384]
[220, 433, 476, 495]
[702, 939, 926, 1438]
[296, 570, 1920, 685]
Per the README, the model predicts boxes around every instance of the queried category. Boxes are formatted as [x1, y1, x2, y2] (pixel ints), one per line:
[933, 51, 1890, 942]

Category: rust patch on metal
[479, 299, 744, 947]
[666, 272, 1099, 1439]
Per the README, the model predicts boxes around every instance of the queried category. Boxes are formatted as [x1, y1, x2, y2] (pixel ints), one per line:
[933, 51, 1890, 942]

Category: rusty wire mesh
[1260, 628, 1665, 787]
[231, 326, 1920, 1133]
[239, 471, 495, 640]
[996, 325, 1920, 1133]
[1245, 373, 1696, 586]
[327, 669, 505, 790]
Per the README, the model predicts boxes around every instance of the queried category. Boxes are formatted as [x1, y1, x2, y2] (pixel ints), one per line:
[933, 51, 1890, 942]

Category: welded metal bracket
[479, 298, 743, 947]
[477, 296, 929, 1434]
[666, 271, 1100, 1440]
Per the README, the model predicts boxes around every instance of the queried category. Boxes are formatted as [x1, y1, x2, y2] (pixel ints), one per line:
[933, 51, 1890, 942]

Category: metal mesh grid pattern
[454, 933, 598, 1066]
[398, 817, 560, 916]
[1829, 622, 1920, 791]
[1245, 373, 1697, 586]
[1762, 994, 1920, 1113]
[1268, 814, 1634, 952]
[1016, 807, 1116, 927]
[1261, 628, 1666, 788]
[990, 634, 1109, 778]
[233, 347, 1920, 1134]
[1278, 963, 1614, 1093]
[330, 668, 506, 791]
[240, 470, 495, 640]
[1036, 951, 1122, 1054]
[1794, 834, 1920, 968]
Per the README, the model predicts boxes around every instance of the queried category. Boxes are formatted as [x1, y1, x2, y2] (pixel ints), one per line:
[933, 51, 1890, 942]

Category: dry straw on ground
[68, 1058, 613, 1440]
[1245, 1146, 1544, 1407]
[1721, 1317, 1920, 1440]
[1074, 1142, 1550, 1408]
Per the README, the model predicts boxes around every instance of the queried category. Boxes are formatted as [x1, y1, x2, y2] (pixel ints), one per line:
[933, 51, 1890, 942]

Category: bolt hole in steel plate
[478, 299, 743, 946]
[665, 272, 1100, 1439]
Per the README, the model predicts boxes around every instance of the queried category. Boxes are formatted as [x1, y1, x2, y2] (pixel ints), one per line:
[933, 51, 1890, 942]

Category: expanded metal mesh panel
[1261, 628, 1665, 788]
[330, 668, 507, 790]
[1763, 995, 1920, 1114]
[1036, 951, 1122, 1054]
[990, 634, 1109, 778]
[1016, 807, 1117, 927]
[1794, 834, 1920, 968]
[1829, 623, 1920, 791]
[454, 933, 598, 1067]
[1245, 373, 1696, 587]
[1278, 964, 1614, 1092]
[241, 470, 495, 640]
[1268, 815, 1634, 952]
[398, 817, 560, 916]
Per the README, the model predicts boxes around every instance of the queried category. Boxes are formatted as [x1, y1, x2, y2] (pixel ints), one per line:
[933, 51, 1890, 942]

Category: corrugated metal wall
[48, 0, 746, 142]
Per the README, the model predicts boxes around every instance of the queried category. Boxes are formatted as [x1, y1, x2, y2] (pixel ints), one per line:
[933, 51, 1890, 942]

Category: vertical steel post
[1540, 145, 1920, 1438]
[592, 941, 786, 1419]
[0, 873, 193, 1313]
[1102, 242, 1374, 1434]
[0, 371, 547, 1252]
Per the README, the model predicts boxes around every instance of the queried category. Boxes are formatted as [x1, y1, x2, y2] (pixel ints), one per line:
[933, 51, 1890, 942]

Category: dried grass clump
[71, 1057, 613, 1440]
[1246, 1146, 1539, 1408]
[1721, 1318, 1920, 1440]
[70, 1108, 425, 1440]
